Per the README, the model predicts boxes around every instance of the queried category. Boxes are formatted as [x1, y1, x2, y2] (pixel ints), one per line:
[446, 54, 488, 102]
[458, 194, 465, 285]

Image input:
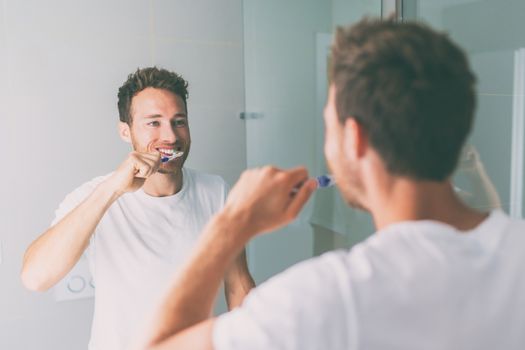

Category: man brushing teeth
[22, 67, 255, 350]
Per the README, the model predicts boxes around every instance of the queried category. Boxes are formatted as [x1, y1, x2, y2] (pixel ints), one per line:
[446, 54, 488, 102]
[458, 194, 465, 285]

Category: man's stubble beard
[330, 161, 369, 212]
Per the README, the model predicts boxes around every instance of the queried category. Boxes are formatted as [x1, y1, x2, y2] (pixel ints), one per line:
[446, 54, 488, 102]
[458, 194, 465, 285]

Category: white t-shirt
[214, 209, 525, 350]
[52, 168, 228, 350]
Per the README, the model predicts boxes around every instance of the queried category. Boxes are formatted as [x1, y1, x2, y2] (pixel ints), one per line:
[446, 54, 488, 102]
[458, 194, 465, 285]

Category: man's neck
[369, 178, 489, 232]
[142, 169, 183, 197]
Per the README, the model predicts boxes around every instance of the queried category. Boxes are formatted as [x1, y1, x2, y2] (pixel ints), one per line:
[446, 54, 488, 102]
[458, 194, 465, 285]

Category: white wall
[0, 1, 245, 348]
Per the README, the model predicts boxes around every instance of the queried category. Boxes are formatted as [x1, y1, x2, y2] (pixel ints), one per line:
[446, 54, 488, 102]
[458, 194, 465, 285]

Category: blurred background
[0, 0, 523, 348]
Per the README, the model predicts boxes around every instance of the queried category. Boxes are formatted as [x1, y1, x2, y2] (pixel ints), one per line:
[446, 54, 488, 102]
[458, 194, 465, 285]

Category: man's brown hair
[117, 67, 189, 124]
[331, 19, 476, 181]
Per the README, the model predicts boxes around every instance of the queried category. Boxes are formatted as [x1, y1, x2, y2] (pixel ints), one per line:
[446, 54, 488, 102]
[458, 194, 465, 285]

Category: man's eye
[147, 121, 160, 127]
[174, 119, 187, 127]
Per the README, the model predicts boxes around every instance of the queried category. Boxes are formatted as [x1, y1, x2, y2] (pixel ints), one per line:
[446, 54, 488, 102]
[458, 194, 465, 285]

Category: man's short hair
[331, 19, 476, 181]
[117, 67, 189, 125]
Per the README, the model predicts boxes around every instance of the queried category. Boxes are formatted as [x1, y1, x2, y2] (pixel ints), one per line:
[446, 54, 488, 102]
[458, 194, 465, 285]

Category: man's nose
[160, 124, 177, 143]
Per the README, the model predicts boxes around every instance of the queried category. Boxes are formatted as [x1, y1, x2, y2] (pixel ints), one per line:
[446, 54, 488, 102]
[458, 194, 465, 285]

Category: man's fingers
[142, 151, 161, 162]
[134, 158, 156, 178]
[131, 152, 162, 178]
[142, 157, 161, 175]
[286, 179, 316, 219]
[284, 166, 309, 188]
[141, 152, 162, 170]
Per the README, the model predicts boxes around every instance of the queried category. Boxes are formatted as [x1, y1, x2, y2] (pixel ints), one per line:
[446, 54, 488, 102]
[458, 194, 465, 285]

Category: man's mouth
[156, 147, 184, 163]
[157, 148, 174, 157]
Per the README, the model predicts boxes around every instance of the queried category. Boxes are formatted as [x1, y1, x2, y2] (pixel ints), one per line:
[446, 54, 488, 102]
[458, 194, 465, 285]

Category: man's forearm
[225, 249, 255, 310]
[142, 210, 250, 347]
[21, 181, 120, 291]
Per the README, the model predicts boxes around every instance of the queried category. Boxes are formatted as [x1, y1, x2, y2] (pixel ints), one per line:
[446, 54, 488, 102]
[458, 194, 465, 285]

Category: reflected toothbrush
[292, 174, 335, 196]
[160, 151, 184, 163]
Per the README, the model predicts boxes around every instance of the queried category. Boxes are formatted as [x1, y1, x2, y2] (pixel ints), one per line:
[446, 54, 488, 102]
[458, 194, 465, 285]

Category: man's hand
[223, 166, 317, 239]
[106, 151, 161, 195]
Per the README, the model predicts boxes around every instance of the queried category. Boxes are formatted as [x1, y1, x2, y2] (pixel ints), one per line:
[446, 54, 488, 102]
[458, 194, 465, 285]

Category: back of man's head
[331, 19, 476, 181]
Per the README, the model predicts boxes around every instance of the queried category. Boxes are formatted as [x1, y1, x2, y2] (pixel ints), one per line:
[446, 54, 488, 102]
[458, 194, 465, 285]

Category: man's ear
[118, 121, 131, 143]
[343, 117, 368, 160]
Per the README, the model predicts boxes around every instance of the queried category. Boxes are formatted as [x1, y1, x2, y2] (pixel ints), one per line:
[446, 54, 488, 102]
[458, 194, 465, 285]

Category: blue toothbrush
[316, 174, 335, 188]
[160, 151, 184, 163]
[292, 175, 335, 196]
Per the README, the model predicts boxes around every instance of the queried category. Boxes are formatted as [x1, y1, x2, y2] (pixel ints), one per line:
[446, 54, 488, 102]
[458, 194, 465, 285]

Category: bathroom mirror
[1, 1, 522, 348]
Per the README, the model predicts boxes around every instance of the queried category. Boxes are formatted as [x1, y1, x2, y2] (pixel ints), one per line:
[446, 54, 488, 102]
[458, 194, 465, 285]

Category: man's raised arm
[21, 151, 160, 291]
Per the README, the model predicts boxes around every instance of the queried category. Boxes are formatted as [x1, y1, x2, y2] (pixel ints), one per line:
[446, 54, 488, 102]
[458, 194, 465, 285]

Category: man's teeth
[158, 148, 174, 155]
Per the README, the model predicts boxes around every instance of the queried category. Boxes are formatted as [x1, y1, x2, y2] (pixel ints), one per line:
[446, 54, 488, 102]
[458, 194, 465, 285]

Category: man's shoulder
[504, 211, 525, 231]
[490, 209, 525, 248]
[51, 173, 113, 226]
[345, 209, 525, 282]
[69, 173, 113, 197]
[57, 173, 113, 208]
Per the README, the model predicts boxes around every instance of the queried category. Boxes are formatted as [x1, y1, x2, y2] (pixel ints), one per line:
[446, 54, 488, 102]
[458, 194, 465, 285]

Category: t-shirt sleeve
[51, 186, 92, 227]
[50, 175, 109, 226]
[213, 251, 356, 350]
